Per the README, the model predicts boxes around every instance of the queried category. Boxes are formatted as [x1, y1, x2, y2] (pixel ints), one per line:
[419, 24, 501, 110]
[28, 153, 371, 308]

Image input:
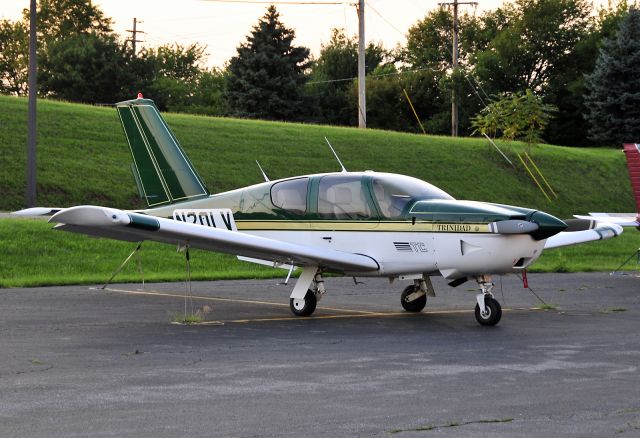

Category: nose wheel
[474, 276, 502, 326]
[475, 295, 502, 326]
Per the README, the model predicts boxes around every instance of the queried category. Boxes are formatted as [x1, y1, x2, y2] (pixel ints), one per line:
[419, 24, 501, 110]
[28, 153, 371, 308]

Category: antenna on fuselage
[324, 137, 347, 173]
[256, 160, 270, 182]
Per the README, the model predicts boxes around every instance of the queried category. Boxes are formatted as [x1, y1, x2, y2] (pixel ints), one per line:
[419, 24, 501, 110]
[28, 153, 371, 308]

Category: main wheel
[401, 285, 427, 312]
[475, 296, 502, 326]
[290, 289, 317, 316]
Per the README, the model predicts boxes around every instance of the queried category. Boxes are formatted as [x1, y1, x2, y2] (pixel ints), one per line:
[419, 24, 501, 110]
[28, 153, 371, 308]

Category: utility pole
[356, 0, 366, 128]
[26, 0, 37, 207]
[438, 0, 477, 137]
[126, 18, 145, 56]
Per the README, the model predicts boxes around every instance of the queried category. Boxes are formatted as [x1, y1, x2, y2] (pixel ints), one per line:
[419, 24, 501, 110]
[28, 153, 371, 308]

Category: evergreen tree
[226, 6, 310, 120]
[585, 8, 640, 145]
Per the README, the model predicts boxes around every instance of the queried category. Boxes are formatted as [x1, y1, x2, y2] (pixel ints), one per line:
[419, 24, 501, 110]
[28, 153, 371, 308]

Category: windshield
[372, 174, 453, 218]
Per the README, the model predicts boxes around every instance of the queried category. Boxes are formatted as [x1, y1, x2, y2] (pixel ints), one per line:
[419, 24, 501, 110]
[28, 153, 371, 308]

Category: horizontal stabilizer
[12, 207, 63, 217]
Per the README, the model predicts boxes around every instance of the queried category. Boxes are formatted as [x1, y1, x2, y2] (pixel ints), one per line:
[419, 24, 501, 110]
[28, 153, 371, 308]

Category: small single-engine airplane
[15, 96, 624, 326]
[575, 143, 640, 229]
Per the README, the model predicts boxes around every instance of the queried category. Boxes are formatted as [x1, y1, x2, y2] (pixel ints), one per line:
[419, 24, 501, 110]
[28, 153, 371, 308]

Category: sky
[0, 0, 607, 68]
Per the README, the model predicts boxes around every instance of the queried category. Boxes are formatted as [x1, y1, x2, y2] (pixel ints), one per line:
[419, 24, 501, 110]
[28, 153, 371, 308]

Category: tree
[471, 90, 557, 147]
[0, 19, 28, 95]
[39, 33, 126, 103]
[144, 43, 206, 83]
[307, 28, 387, 125]
[474, 0, 592, 93]
[403, 8, 503, 135]
[138, 43, 210, 111]
[585, 8, 640, 145]
[24, 0, 113, 46]
[404, 8, 497, 72]
[226, 6, 311, 120]
[4, 0, 118, 98]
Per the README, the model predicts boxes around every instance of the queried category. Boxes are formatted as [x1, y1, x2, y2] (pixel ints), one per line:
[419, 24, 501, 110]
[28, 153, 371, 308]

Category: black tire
[400, 285, 427, 312]
[290, 289, 317, 316]
[474, 296, 502, 326]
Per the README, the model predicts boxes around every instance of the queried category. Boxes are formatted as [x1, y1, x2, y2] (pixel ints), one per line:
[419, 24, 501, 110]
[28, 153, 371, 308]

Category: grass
[171, 313, 205, 324]
[1, 96, 639, 287]
[536, 303, 558, 311]
[0, 218, 280, 288]
[1, 218, 639, 288]
[0, 95, 635, 218]
[530, 232, 640, 273]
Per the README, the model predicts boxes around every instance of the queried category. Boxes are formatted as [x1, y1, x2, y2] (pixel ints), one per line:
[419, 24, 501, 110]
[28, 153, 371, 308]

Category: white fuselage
[245, 229, 545, 279]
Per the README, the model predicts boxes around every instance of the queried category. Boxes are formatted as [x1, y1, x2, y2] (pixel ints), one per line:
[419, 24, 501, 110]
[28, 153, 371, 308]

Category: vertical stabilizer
[116, 97, 209, 207]
[623, 143, 640, 217]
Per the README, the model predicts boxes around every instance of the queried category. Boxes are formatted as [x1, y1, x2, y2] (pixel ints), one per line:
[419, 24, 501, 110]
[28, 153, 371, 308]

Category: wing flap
[49, 206, 379, 273]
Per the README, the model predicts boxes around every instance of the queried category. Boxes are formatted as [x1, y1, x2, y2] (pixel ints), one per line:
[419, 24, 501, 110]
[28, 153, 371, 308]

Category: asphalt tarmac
[1, 273, 639, 437]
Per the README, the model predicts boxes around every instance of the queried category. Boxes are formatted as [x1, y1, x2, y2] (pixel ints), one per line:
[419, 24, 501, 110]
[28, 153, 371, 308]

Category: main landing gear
[289, 268, 325, 316]
[400, 276, 435, 312]
[474, 276, 502, 326]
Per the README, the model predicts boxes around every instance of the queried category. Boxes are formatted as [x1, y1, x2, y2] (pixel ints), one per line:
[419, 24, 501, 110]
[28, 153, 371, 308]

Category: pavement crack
[390, 417, 514, 434]
[15, 364, 54, 375]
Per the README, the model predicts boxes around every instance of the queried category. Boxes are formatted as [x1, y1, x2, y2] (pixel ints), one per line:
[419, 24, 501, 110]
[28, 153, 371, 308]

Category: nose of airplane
[529, 210, 568, 240]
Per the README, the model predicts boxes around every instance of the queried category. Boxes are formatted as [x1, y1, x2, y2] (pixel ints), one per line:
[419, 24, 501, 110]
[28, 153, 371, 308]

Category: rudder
[116, 96, 209, 207]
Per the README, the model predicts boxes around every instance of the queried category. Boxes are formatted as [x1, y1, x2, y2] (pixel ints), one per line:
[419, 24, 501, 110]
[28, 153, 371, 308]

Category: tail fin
[623, 143, 640, 216]
[116, 96, 209, 207]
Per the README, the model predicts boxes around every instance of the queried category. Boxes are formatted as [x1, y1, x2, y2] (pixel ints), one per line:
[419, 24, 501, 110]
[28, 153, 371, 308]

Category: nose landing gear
[474, 276, 502, 326]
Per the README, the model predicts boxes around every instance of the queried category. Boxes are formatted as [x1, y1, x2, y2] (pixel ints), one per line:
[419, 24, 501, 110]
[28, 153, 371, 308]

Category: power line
[365, 2, 405, 37]
[307, 67, 439, 84]
[200, 0, 346, 4]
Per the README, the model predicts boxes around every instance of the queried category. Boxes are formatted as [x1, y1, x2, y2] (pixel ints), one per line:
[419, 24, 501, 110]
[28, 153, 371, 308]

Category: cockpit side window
[271, 178, 309, 215]
[372, 179, 411, 219]
[372, 175, 453, 219]
[318, 175, 372, 220]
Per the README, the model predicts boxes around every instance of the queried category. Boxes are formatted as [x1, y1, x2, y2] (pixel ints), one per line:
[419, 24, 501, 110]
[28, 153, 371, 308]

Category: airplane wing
[46, 205, 380, 273]
[574, 213, 640, 227]
[544, 219, 623, 249]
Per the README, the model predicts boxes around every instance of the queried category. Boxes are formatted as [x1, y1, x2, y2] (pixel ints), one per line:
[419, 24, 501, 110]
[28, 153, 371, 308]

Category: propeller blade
[488, 220, 539, 234]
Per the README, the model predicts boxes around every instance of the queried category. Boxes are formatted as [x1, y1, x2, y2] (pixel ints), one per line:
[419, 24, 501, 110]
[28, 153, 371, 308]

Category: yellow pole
[517, 153, 551, 202]
[403, 89, 427, 135]
[524, 151, 558, 199]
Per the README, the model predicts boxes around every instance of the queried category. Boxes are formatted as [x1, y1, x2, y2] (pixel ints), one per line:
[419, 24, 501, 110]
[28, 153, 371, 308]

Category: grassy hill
[0, 95, 635, 217]
[1, 95, 638, 288]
